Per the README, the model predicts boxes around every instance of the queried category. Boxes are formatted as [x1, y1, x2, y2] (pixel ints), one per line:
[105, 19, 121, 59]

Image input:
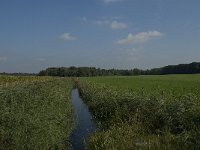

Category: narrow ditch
[70, 88, 97, 150]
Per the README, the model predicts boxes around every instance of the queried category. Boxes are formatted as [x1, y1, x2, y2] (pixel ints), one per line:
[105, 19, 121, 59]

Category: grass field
[82, 74, 200, 97]
[76, 74, 200, 149]
[1, 75, 200, 149]
[0, 76, 74, 149]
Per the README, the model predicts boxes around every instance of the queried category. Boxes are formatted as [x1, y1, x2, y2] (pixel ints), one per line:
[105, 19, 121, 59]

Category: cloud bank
[60, 33, 77, 41]
[117, 31, 163, 44]
[111, 21, 127, 29]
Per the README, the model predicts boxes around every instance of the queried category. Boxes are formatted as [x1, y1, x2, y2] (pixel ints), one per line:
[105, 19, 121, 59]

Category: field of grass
[1, 75, 200, 149]
[82, 75, 200, 97]
[0, 76, 74, 149]
[76, 74, 200, 149]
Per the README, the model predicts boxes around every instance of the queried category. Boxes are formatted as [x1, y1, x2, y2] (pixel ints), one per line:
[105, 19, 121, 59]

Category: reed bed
[0, 76, 74, 150]
[76, 75, 200, 149]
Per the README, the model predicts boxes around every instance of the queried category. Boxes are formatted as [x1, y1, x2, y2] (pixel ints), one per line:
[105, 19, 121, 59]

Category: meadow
[76, 74, 200, 149]
[0, 76, 74, 149]
[1, 75, 200, 149]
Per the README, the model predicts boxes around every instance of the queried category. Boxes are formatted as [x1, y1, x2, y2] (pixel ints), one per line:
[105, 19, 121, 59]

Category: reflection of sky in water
[70, 89, 97, 150]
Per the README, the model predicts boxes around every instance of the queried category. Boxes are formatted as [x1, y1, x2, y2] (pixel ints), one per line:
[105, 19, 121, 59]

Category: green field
[1, 75, 200, 149]
[0, 76, 74, 149]
[77, 74, 200, 149]
[82, 74, 200, 96]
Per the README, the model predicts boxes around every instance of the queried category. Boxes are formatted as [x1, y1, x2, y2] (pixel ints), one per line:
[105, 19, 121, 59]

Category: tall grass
[0, 76, 74, 149]
[76, 75, 200, 149]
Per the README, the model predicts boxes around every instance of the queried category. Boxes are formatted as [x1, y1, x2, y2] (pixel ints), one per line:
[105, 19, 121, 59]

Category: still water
[70, 89, 96, 150]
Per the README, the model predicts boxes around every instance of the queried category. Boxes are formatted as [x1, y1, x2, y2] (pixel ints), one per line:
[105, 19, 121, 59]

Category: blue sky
[0, 0, 200, 73]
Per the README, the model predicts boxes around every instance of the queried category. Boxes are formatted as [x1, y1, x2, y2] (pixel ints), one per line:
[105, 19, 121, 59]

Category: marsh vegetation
[0, 76, 74, 149]
[76, 75, 200, 149]
[1, 75, 200, 149]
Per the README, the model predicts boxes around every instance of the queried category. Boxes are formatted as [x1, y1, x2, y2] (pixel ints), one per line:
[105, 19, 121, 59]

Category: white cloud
[60, 33, 77, 41]
[117, 31, 163, 44]
[92, 20, 127, 30]
[0, 56, 7, 62]
[111, 21, 127, 29]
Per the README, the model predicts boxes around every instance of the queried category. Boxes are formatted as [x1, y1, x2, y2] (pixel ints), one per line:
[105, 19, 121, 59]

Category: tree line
[0, 72, 36, 76]
[38, 62, 200, 77]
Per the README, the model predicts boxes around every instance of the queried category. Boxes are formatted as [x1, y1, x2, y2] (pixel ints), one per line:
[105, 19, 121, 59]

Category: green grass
[81, 74, 200, 97]
[76, 74, 200, 150]
[1, 75, 199, 149]
[0, 76, 74, 149]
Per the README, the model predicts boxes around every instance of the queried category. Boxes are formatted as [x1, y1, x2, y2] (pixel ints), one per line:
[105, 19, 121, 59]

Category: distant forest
[0, 72, 36, 76]
[38, 62, 200, 77]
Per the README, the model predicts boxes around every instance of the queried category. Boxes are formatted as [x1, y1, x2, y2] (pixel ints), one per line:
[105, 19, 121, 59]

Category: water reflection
[70, 89, 96, 150]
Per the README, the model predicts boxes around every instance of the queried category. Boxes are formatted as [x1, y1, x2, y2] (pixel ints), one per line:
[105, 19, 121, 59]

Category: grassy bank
[76, 75, 200, 149]
[0, 76, 74, 149]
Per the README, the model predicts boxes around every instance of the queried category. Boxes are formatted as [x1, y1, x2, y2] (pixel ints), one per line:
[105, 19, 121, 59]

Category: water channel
[70, 89, 97, 150]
